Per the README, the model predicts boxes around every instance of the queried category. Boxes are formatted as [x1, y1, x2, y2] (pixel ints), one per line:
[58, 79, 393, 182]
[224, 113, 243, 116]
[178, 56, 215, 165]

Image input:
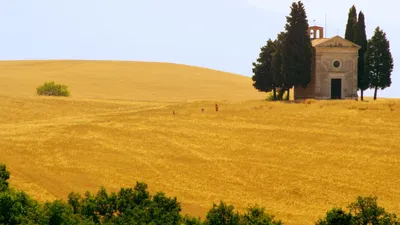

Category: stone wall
[294, 44, 359, 100]
[315, 47, 358, 100]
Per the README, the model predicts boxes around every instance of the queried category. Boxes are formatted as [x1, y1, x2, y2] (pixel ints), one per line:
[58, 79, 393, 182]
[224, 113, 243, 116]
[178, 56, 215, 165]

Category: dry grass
[0, 60, 399, 225]
[0, 60, 265, 102]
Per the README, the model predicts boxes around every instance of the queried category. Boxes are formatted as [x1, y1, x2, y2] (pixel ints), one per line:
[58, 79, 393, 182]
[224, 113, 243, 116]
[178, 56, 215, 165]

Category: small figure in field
[173, 111, 175, 115]
[215, 104, 218, 112]
[201, 108, 204, 113]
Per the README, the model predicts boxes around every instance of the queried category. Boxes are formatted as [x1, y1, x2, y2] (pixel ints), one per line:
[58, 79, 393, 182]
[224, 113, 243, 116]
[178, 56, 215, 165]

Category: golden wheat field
[0, 60, 266, 102]
[0, 60, 400, 225]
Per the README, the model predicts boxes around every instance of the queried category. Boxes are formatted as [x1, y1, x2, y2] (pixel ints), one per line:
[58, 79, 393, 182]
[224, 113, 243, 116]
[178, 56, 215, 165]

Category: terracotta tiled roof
[311, 38, 330, 47]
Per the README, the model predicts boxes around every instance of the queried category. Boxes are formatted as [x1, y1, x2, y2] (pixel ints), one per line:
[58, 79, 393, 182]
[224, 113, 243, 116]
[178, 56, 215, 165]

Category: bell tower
[308, 26, 324, 40]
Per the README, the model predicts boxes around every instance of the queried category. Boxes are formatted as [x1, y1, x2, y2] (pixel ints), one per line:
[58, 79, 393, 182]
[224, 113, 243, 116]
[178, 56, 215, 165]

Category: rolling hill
[0, 60, 266, 101]
[0, 60, 399, 224]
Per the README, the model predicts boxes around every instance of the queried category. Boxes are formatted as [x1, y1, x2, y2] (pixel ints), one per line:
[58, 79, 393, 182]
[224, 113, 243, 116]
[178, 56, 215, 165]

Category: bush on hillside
[36, 81, 70, 97]
[265, 88, 287, 101]
[265, 93, 277, 101]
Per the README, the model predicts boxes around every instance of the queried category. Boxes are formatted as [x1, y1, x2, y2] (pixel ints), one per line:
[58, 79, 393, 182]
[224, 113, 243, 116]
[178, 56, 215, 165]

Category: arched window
[316, 30, 320, 39]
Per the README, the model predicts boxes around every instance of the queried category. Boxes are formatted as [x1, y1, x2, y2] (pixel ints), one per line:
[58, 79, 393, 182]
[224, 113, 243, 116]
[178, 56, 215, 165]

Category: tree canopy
[252, 39, 277, 98]
[345, 5, 357, 43]
[252, 1, 312, 101]
[365, 27, 394, 100]
[282, 1, 313, 90]
[316, 196, 400, 225]
[354, 11, 368, 100]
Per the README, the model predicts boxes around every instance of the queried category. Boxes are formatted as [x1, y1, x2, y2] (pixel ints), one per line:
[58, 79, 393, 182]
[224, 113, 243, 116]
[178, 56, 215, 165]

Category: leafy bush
[204, 201, 240, 225]
[349, 196, 400, 225]
[2, 163, 400, 225]
[316, 196, 400, 225]
[42, 200, 87, 225]
[0, 189, 43, 225]
[203, 202, 281, 225]
[181, 215, 203, 225]
[241, 205, 282, 225]
[315, 208, 352, 225]
[66, 182, 182, 224]
[36, 81, 70, 97]
[265, 94, 275, 101]
[0, 164, 10, 192]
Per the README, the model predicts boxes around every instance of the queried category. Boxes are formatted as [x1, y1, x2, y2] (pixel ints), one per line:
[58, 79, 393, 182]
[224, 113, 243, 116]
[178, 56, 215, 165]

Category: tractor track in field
[0, 103, 173, 130]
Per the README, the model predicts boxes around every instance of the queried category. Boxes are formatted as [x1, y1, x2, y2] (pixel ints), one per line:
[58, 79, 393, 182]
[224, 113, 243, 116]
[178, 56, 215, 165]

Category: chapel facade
[294, 26, 360, 100]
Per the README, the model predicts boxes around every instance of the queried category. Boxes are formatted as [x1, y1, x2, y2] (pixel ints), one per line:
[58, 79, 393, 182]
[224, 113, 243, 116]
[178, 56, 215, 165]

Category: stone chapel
[294, 26, 360, 100]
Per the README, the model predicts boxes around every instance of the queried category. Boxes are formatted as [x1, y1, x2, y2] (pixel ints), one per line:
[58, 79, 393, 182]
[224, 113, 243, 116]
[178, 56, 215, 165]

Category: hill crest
[0, 60, 265, 102]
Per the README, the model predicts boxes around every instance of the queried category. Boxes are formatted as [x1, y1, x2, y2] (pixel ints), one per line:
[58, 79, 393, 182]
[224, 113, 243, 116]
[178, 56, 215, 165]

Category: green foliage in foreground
[36, 81, 70, 97]
[316, 196, 400, 225]
[0, 163, 281, 225]
[1, 163, 399, 224]
[0, 164, 10, 192]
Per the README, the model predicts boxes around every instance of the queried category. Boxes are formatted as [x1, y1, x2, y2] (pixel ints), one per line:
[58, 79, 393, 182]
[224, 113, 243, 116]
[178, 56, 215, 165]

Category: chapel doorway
[331, 78, 342, 99]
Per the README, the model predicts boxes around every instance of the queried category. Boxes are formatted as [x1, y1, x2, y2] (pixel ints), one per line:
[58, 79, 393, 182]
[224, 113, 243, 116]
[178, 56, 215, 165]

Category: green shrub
[181, 215, 203, 225]
[265, 93, 276, 101]
[204, 201, 240, 225]
[241, 205, 282, 225]
[0, 189, 43, 225]
[315, 208, 352, 225]
[316, 196, 400, 225]
[36, 81, 70, 97]
[43, 200, 84, 225]
[5, 162, 400, 225]
[0, 164, 10, 192]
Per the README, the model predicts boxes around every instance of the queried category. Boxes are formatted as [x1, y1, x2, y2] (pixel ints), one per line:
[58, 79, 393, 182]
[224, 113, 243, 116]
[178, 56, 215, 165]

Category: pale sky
[0, 0, 397, 97]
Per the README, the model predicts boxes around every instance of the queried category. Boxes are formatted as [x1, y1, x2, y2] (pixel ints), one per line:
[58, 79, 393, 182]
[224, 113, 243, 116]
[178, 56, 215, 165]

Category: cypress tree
[282, 1, 313, 98]
[345, 5, 357, 42]
[252, 39, 277, 99]
[354, 11, 368, 101]
[271, 32, 286, 100]
[365, 27, 394, 100]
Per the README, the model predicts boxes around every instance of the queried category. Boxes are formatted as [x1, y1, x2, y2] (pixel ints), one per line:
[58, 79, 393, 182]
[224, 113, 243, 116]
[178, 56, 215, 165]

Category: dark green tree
[315, 208, 352, 225]
[181, 215, 203, 225]
[316, 196, 400, 225]
[148, 192, 181, 224]
[349, 196, 400, 225]
[94, 187, 117, 222]
[365, 27, 394, 100]
[68, 192, 82, 214]
[354, 11, 368, 101]
[0, 190, 43, 225]
[1, 163, 304, 225]
[79, 191, 99, 223]
[0, 164, 10, 192]
[252, 39, 278, 100]
[282, 1, 313, 99]
[240, 205, 282, 225]
[43, 200, 84, 225]
[272, 32, 287, 100]
[204, 201, 240, 225]
[345, 5, 357, 42]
